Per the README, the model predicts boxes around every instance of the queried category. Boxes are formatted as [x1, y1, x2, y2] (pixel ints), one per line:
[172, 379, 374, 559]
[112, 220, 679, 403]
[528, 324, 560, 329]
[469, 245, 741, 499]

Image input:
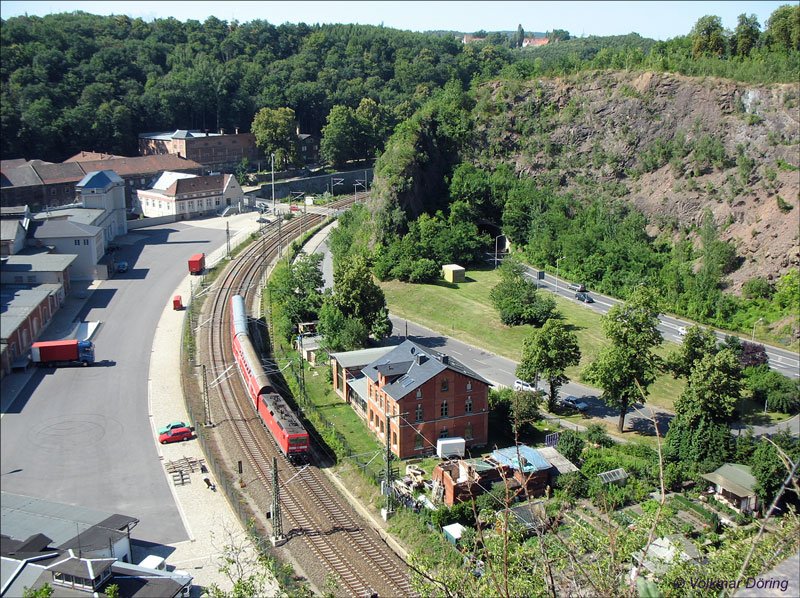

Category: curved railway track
[199, 201, 415, 597]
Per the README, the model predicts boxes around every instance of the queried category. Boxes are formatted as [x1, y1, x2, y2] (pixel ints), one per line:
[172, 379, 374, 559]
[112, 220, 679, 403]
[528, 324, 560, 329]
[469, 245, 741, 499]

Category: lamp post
[555, 256, 565, 296]
[494, 234, 504, 269]
[752, 317, 764, 342]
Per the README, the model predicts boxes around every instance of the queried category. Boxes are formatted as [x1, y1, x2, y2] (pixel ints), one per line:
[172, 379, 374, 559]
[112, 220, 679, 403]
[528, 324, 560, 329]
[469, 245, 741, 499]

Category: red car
[159, 427, 193, 444]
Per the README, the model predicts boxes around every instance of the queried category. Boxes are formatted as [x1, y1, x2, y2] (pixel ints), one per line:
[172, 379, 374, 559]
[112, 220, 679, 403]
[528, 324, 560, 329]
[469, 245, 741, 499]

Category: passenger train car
[230, 295, 309, 461]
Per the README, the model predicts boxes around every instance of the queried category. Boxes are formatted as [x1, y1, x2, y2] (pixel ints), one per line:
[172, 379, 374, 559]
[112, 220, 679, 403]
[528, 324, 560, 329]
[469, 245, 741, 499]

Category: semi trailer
[30, 340, 95, 367]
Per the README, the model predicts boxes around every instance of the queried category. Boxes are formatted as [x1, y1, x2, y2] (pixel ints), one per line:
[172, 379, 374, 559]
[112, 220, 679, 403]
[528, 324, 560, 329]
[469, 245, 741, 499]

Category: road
[0, 215, 249, 544]
[520, 263, 799, 380]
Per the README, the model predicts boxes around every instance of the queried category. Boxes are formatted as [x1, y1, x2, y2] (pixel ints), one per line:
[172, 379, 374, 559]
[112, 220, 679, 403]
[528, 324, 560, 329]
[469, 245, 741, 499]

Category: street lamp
[494, 234, 504, 269]
[752, 317, 764, 342]
[555, 256, 565, 296]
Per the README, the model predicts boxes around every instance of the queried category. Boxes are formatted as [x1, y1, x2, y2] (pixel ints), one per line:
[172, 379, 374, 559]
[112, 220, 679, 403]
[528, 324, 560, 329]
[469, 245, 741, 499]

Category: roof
[34, 207, 105, 227]
[492, 445, 552, 473]
[2, 254, 77, 272]
[508, 500, 548, 529]
[701, 463, 756, 498]
[139, 129, 223, 140]
[597, 468, 629, 484]
[331, 346, 393, 369]
[170, 174, 227, 196]
[0, 492, 138, 553]
[32, 219, 101, 239]
[1, 161, 44, 188]
[1, 287, 57, 339]
[1, 557, 50, 597]
[361, 340, 489, 401]
[64, 151, 123, 162]
[0, 220, 23, 242]
[442, 523, 465, 540]
[76, 170, 123, 190]
[30, 160, 87, 185]
[111, 561, 192, 597]
[150, 171, 197, 191]
[637, 535, 701, 575]
[535, 446, 579, 475]
[441, 264, 465, 271]
[78, 155, 203, 177]
[48, 550, 116, 578]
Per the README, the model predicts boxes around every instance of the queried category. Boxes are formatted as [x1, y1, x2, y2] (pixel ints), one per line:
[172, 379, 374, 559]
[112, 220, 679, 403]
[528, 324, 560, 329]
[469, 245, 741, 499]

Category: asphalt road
[521, 264, 799, 380]
[0, 218, 236, 544]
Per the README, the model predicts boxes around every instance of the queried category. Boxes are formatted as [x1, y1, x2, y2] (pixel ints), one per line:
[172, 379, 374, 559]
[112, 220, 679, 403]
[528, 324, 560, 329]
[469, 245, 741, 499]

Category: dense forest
[2, 7, 797, 162]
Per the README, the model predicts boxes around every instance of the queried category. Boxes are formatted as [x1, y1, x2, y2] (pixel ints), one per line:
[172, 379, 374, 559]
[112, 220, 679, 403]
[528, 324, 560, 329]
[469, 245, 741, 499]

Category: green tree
[750, 430, 800, 509]
[320, 104, 359, 168]
[251, 106, 298, 168]
[22, 585, 53, 598]
[516, 319, 581, 411]
[584, 286, 662, 432]
[355, 97, 391, 159]
[734, 13, 761, 57]
[556, 429, 585, 464]
[744, 366, 800, 414]
[765, 4, 800, 52]
[691, 15, 727, 57]
[674, 349, 742, 423]
[666, 324, 718, 378]
[490, 258, 557, 326]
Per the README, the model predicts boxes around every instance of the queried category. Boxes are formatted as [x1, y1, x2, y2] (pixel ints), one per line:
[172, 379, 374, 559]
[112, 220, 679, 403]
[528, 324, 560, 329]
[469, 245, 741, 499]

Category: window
[83, 239, 89, 245]
[415, 404, 423, 423]
[441, 378, 449, 392]
[465, 397, 473, 414]
[74, 239, 80, 246]
[392, 431, 397, 447]
[466, 381, 472, 391]
[415, 436, 424, 450]
[439, 428, 449, 439]
[464, 423, 474, 440]
[380, 420, 385, 434]
[416, 389, 422, 400]
[26, 275, 36, 283]
[440, 401, 448, 417]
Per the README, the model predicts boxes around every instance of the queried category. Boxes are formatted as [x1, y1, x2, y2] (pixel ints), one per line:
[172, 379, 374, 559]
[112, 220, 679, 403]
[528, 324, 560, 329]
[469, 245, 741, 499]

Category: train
[230, 294, 310, 461]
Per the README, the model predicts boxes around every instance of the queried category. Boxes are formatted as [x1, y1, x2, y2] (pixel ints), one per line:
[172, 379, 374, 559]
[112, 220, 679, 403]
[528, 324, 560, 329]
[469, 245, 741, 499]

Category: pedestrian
[203, 476, 216, 491]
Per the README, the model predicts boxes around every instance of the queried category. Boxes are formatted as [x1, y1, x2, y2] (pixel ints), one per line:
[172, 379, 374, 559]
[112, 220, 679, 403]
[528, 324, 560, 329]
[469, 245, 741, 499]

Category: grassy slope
[381, 267, 686, 411]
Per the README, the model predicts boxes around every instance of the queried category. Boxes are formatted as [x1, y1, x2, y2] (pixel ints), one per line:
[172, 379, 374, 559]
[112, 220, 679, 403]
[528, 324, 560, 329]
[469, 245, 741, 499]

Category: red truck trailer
[188, 253, 205, 275]
[31, 340, 95, 366]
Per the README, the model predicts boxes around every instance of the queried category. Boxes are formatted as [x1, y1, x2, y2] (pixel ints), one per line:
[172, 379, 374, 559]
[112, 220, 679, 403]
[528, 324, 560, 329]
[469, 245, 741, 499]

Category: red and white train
[230, 294, 309, 461]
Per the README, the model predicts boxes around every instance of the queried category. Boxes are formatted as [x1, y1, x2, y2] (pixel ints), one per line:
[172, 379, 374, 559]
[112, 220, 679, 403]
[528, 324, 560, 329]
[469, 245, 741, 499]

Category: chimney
[441, 355, 449, 365]
[415, 354, 428, 365]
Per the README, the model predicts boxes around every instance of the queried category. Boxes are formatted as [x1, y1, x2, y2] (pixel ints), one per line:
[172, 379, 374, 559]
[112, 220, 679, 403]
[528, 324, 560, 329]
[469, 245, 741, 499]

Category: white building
[75, 170, 128, 244]
[30, 219, 104, 280]
[135, 171, 244, 219]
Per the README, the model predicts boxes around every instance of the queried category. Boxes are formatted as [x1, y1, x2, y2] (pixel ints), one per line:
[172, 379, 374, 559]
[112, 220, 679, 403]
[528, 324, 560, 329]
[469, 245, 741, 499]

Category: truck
[31, 340, 95, 367]
[188, 253, 205, 275]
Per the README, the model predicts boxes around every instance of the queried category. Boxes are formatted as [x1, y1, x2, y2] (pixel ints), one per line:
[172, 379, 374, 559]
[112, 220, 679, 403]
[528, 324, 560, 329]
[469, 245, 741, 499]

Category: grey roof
[34, 207, 105, 227]
[0, 205, 31, 219]
[111, 562, 191, 597]
[348, 375, 369, 403]
[331, 346, 393, 369]
[492, 445, 552, 473]
[2, 254, 76, 272]
[0, 287, 57, 339]
[1, 557, 49, 597]
[0, 162, 43, 188]
[76, 170, 123, 190]
[139, 129, 221, 140]
[361, 340, 489, 401]
[535, 446, 579, 475]
[32, 219, 101, 239]
[48, 551, 116, 578]
[0, 220, 22, 242]
[701, 463, 756, 497]
[598, 468, 629, 483]
[1, 492, 138, 552]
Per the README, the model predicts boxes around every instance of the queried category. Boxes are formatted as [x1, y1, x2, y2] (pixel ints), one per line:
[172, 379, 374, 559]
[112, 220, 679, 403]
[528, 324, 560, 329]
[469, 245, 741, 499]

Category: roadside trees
[584, 286, 662, 432]
[516, 318, 581, 411]
[251, 106, 298, 168]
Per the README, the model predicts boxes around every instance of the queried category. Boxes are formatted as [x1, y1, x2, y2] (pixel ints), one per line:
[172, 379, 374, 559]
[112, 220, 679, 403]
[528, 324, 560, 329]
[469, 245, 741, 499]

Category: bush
[557, 430, 586, 464]
[586, 423, 613, 447]
[742, 277, 774, 300]
[553, 471, 588, 501]
[744, 366, 800, 414]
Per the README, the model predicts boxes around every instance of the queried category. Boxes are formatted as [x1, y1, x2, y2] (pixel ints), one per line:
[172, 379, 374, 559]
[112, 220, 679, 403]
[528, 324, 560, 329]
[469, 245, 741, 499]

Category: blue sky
[0, 1, 788, 40]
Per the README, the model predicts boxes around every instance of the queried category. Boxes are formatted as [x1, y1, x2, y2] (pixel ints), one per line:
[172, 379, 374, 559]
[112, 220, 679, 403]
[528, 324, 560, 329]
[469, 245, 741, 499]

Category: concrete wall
[257, 168, 373, 200]
[127, 214, 177, 229]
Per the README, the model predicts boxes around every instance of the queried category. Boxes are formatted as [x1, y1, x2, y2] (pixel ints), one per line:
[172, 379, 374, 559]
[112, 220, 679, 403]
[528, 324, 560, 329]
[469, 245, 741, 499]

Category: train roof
[231, 295, 248, 337]
[261, 393, 306, 435]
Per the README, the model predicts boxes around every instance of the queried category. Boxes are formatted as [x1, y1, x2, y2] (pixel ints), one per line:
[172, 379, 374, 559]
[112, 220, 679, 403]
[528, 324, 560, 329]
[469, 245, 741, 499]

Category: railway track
[199, 200, 415, 597]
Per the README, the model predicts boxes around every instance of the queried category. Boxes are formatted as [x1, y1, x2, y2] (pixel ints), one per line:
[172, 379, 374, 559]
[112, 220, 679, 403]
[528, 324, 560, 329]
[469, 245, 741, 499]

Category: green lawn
[381, 267, 686, 412]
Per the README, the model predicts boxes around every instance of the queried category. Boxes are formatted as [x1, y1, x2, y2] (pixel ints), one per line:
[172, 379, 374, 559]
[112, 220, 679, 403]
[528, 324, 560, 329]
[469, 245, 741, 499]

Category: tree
[251, 106, 298, 168]
[691, 15, 727, 57]
[734, 13, 761, 57]
[516, 319, 581, 411]
[584, 286, 662, 432]
[744, 366, 800, 414]
[666, 324, 718, 378]
[750, 430, 800, 509]
[556, 430, 585, 464]
[514, 24, 525, 48]
[765, 4, 800, 52]
[22, 585, 53, 598]
[673, 349, 742, 424]
[490, 258, 557, 326]
[320, 104, 359, 168]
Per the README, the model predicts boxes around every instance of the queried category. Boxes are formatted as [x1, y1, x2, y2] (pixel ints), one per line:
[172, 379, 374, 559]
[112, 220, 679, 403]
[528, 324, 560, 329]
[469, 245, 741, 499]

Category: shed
[442, 264, 465, 283]
[442, 522, 466, 545]
[701, 463, 758, 514]
[437, 438, 466, 458]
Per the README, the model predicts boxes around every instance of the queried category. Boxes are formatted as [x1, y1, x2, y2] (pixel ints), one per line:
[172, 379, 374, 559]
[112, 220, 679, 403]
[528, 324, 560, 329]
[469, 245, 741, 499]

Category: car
[256, 217, 268, 223]
[575, 292, 595, 303]
[514, 379, 536, 392]
[159, 427, 193, 444]
[115, 261, 128, 273]
[158, 421, 191, 435]
[560, 395, 589, 412]
[571, 283, 587, 292]
[290, 205, 301, 212]
[677, 326, 687, 337]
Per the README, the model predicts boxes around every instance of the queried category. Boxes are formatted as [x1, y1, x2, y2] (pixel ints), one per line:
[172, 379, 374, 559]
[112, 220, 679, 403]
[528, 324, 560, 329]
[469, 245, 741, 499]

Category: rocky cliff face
[472, 71, 799, 291]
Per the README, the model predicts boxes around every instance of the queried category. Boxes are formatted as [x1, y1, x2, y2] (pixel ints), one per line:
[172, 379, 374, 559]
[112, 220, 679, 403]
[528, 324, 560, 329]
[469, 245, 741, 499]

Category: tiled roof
[29, 160, 87, 185]
[0, 162, 44, 188]
[79, 155, 203, 177]
[151, 171, 197, 191]
[64, 151, 123, 162]
[170, 174, 226, 196]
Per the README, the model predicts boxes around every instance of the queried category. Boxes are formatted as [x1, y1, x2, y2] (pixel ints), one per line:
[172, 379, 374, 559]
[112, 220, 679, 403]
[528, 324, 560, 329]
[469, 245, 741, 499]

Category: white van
[138, 555, 166, 571]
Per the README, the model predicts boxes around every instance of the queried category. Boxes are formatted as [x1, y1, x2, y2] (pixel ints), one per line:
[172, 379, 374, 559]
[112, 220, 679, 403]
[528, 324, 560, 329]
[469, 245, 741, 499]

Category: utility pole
[226, 221, 231, 259]
[202, 364, 212, 426]
[277, 218, 282, 262]
[382, 412, 407, 521]
[270, 456, 285, 546]
[271, 153, 275, 213]
[298, 336, 307, 405]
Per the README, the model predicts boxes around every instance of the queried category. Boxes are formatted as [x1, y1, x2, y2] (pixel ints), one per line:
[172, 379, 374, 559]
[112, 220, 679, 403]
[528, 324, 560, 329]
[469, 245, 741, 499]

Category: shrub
[557, 430, 586, 464]
[586, 423, 613, 447]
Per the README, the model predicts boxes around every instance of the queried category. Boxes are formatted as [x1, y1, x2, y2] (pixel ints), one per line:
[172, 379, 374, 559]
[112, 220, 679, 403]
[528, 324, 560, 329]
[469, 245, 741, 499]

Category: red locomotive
[230, 295, 309, 461]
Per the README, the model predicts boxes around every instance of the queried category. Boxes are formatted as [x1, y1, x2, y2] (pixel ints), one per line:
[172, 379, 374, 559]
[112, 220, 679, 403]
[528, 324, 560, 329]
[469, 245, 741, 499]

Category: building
[29, 219, 104, 280]
[1, 155, 203, 211]
[432, 458, 510, 506]
[701, 463, 759, 514]
[0, 206, 31, 256]
[297, 132, 320, 164]
[135, 172, 244, 219]
[491, 445, 553, 499]
[633, 534, 703, 578]
[330, 346, 394, 415]
[461, 34, 487, 44]
[75, 170, 128, 243]
[138, 129, 260, 171]
[361, 340, 490, 459]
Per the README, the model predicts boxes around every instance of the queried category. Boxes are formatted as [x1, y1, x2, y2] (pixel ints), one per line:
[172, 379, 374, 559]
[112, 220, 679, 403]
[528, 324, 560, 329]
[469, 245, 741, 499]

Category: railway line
[198, 200, 415, 597]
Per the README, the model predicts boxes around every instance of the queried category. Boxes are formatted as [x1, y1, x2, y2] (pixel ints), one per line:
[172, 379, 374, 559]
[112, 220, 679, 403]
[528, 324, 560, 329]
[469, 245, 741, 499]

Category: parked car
[159, 427, 193, 444]
[256, 217, 269, 223]
[158, 421, 191, 435]
[560, 395, 589, 412]
[514, 379, 536, 392]
[570, 283, 587, 292]
[677, 326, 687, 337]
[575, 292, 594, 303]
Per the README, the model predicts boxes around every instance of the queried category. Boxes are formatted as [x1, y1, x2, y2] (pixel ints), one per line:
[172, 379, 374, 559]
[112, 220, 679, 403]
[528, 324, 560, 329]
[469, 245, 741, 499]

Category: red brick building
[138, 129, 260, 171]
[361, 340, 490, 459]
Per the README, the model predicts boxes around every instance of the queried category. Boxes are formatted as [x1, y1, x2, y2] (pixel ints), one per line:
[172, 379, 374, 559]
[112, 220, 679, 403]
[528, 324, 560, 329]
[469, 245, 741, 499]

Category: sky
[0, 1, 789, 40]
